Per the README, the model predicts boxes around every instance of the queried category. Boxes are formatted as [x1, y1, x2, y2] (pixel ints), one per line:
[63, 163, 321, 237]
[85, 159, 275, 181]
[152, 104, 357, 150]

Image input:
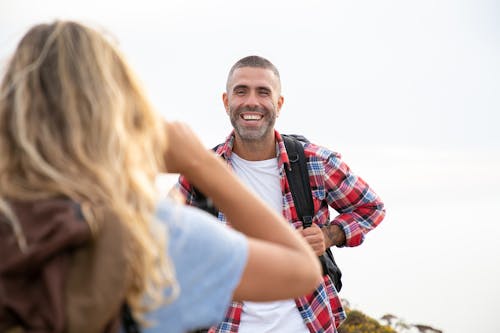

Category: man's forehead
[229, 67, 280, 88]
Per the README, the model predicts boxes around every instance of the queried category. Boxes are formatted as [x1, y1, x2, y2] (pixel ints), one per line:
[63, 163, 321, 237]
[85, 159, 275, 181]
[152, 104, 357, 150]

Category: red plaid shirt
[177, 131, 386, 333]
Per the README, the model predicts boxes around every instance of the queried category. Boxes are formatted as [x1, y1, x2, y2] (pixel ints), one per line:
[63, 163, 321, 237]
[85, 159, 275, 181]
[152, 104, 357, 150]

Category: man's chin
[235, 129, 268, 142]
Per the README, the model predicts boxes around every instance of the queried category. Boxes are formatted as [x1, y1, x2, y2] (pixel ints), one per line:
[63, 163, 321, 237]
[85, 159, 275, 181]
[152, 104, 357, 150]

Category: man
[177, 56, 386, 333]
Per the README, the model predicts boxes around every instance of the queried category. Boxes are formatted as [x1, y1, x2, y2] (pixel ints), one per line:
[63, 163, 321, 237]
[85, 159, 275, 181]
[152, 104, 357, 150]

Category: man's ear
[222, 92, 230, 114]
[276, 95, 284, 117]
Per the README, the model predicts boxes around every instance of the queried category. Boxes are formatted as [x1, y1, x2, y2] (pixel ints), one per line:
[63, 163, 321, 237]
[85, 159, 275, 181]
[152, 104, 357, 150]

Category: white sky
[1, 1, 499, 332]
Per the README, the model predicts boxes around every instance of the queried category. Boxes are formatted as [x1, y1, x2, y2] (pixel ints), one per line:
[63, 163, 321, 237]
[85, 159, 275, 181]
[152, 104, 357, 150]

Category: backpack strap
[282, 135, 314, 228]
[282, 134, 343, 291]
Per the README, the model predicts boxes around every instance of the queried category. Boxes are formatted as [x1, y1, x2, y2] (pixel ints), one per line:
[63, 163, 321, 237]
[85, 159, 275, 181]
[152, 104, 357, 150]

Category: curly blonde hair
[0, 21, 177, 318]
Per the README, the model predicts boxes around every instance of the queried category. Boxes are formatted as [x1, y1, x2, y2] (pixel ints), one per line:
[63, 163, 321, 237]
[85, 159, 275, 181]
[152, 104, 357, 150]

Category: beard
[229, 105, 277, 142]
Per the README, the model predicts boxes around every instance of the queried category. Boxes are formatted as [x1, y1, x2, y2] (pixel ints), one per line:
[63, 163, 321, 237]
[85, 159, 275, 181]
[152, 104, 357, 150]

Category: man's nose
[243, 91, 259, 108]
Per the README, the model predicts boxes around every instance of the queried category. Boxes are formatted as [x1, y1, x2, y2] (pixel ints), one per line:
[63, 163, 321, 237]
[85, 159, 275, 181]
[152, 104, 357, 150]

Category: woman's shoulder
[155, 198, 244, 245]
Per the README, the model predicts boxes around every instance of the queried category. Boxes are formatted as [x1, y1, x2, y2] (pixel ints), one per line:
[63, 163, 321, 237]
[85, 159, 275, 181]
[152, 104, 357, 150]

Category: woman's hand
[163, 121, 213, 175]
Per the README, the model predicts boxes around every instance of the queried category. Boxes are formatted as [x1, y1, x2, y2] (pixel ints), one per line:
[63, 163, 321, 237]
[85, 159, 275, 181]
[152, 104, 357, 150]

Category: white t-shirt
[143, 199, 248, 333]
[231, 153, 309, 333]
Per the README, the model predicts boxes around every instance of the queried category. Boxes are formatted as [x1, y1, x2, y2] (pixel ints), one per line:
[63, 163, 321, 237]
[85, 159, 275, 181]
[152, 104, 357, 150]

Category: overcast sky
[1, 1, 499, 332]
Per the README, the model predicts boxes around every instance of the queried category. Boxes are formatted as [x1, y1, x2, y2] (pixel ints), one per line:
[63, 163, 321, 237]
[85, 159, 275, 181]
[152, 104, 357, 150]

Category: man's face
[223, 67, 283, 142]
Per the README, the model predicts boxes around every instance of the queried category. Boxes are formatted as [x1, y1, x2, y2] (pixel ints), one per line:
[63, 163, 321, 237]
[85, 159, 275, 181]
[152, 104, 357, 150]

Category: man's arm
[322, 224, 346, 248]
[320, 151, 386, 248]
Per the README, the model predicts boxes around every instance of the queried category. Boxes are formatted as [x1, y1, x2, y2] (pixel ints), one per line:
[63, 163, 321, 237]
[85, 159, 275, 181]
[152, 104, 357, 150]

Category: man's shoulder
[210, 132, 235, 157]
[212, 142, 225, 154]
[300, 139, 342, 161]
[280, 132, 342, 161]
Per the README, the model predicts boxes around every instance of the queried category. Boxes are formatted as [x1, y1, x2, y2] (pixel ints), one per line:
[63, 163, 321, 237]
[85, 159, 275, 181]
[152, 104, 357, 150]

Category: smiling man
[177, 55, 386, 333]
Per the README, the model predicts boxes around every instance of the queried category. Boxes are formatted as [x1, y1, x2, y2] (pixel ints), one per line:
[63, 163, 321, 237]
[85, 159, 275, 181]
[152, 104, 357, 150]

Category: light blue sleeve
[143, 199, 248, 333]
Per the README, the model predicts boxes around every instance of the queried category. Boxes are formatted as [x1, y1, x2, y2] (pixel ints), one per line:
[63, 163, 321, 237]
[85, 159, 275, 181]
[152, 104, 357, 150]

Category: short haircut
[226, 55, 281, 92]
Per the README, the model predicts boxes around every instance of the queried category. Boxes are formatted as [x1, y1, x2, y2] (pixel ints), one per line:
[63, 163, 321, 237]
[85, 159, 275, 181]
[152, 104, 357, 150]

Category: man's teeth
[242, 114, 262, 120]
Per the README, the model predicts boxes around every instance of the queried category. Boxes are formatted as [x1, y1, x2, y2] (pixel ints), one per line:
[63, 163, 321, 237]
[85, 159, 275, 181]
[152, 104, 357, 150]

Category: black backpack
[190, 135, 342, 292]
[282, 134, 342, 292]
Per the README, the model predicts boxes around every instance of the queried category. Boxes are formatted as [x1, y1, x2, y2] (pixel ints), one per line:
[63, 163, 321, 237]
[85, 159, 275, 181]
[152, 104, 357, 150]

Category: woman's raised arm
[163, 121, 322, 301]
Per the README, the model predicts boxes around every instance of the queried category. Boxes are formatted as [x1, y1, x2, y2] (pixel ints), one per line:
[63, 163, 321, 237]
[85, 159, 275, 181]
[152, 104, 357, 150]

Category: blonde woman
[0, 21, 321, 333]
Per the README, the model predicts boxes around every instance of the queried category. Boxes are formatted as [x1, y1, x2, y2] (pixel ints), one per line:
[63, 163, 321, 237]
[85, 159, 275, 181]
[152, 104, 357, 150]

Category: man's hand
[321, 224, 346, 248]
[298, 223, 326, 256]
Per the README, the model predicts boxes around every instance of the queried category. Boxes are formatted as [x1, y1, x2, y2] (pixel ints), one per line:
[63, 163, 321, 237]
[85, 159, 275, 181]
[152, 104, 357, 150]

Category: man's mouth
[240, 113, 263, 121]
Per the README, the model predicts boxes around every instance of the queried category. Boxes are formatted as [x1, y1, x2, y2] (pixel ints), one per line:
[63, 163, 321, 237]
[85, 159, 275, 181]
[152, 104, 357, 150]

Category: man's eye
[259, 90, 270, 96]
[235, 89, 246, 95]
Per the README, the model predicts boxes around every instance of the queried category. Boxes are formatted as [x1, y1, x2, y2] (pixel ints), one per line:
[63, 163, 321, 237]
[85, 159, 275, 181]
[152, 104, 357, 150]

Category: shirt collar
[217, 130, 291, 169]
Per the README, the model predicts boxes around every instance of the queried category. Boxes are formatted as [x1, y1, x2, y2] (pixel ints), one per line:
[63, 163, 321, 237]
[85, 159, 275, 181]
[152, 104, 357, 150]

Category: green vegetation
[337, 300, 443, 333]
[338, 308, 397, 333]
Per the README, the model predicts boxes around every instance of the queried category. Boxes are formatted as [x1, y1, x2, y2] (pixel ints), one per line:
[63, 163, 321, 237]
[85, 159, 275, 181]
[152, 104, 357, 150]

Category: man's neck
[232, 134, 276, 161]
